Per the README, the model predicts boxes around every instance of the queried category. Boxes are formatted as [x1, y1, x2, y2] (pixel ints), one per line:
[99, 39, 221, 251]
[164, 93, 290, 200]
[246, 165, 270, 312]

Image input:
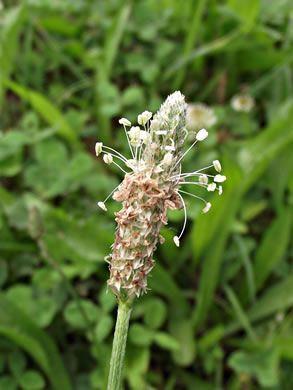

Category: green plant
[1, 0, 293, 389]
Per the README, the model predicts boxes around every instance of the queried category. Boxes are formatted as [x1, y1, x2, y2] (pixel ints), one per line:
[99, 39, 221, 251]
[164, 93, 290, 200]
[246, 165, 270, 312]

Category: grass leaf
[0, 5, 25, 105]
[5, 80, 80, 147]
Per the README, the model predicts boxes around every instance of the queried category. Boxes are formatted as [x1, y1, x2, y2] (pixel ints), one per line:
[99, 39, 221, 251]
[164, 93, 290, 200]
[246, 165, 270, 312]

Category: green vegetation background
[1, 0, 293, 389]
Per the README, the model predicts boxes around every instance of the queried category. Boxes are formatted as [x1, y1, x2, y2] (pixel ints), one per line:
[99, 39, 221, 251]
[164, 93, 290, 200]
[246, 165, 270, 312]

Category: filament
[178, 189, 208, 206]
[103, 183, 121, 203]
[122, 124, 135, 159]
[176, 191, 187, 240]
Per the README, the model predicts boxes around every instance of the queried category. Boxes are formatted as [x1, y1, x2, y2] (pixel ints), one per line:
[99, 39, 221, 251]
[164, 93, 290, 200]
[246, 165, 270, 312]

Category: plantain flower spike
[95, 91, 226, 300]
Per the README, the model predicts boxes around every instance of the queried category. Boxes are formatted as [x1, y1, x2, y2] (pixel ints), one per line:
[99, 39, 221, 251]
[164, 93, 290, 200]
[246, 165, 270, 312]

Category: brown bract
[106, 91, 188, 300]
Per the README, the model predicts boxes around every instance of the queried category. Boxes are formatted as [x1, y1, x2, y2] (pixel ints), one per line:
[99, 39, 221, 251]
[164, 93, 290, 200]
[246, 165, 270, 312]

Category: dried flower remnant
[95, 91, 226, 300]
[231, 94, 255, 112]
[186, 103, 217, 131]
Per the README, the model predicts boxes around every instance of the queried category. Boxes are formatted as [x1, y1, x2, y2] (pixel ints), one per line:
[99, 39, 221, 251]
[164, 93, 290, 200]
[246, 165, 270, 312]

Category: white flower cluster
[187, 103, 217, 130]
[231, 94, 254, 112]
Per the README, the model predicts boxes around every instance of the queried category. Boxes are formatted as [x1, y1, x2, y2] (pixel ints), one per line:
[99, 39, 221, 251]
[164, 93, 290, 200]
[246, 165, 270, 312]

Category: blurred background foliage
[0, 0, 293, 389]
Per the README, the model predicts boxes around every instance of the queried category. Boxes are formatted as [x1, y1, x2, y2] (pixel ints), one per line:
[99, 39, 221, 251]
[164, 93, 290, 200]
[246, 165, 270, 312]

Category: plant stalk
[107, 298, 134, 390]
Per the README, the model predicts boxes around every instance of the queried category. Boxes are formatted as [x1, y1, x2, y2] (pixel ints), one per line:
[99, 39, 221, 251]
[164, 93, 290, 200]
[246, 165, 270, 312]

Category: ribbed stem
[107, 298, 133, 390]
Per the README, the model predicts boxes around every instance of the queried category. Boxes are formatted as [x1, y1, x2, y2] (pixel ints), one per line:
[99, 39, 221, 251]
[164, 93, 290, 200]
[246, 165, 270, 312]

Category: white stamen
[172, 138, 199, 171]
[138, 124, 149, 162]
[173, 236, 180, 247]
[207, 182, 216, 192]
[138, 111, 152, 126]
[179, 181, 208, 186]
[179, 189, 210, 213]
[95, 142, 103, 156]
[156, 130, 167, 135]
[112, 161, 128, 174]
[170, 164, 216, 180]
[176, 192, 187, 240]
[140, 130, 149, 143]
[101, 151, 126, 165]
[128, 126, 141, 147]
[128, 126, 141, 139]
[199, 174, 208, 185]
[165, 139, 175, 151]
[103, 153, 113, 164]
[119, 118, 131, 126]
[180, 182, 225, 195]
[103, 183, 121, 203]
[102, 145, 128, 162]
[165, 145, 175, 151]
[172, 172, 215, 181]
[195, 164, 214, 173]
[181, 172, 217, 180]
[214, 174, 226, 183]
[202, 202, 212, 213]
[161, 152, 173, 166]
[213, 160, 222, 172]
[97, 202, 107, 211]
[196, 128, 208, 141]
[122, 124, 135, 159]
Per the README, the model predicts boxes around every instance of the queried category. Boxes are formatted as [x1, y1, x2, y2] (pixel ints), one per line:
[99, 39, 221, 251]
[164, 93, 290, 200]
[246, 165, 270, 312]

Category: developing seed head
[107, 92, 188, 300]
[96, 91, 226, 300]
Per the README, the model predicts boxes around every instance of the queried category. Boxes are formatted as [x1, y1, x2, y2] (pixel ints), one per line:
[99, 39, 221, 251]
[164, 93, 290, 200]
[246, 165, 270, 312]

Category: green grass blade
[234, 235, 256, 304]
[239, 99, 293, 192]
[225, 273, 293, 336]
[149, 263, 189, 314]
[0, 5, 26, 106]
[0, 293, 72, 390]
[191, 189, 241, 330]
[191, 100, 293, 329]
[165, 29, 240, 79]
[95, 2, 132, 143]
[224, 285, 258, 342]
[191, 155, 243, 262]
[253, 207, 292, 292]
[5, 80, 80, 147]
[103, 2, 132, 78]
[228, 0, 260, 32]
[172, 0, 207, 89]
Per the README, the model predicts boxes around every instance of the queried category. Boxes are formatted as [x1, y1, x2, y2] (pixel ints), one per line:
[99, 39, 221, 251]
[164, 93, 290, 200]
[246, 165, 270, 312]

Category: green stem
[107, 298, 134, 390]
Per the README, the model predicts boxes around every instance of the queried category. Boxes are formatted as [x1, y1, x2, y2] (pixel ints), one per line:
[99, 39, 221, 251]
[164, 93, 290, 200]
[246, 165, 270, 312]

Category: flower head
[187, 103, 217, 130]
[95, 92, 226, 299]
[231, 94, 254, 112]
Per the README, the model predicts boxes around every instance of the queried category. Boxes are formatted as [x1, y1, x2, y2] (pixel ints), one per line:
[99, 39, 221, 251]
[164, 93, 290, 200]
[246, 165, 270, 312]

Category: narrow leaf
[5, 80, 80, 147]
[0, 293, 72, 390]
